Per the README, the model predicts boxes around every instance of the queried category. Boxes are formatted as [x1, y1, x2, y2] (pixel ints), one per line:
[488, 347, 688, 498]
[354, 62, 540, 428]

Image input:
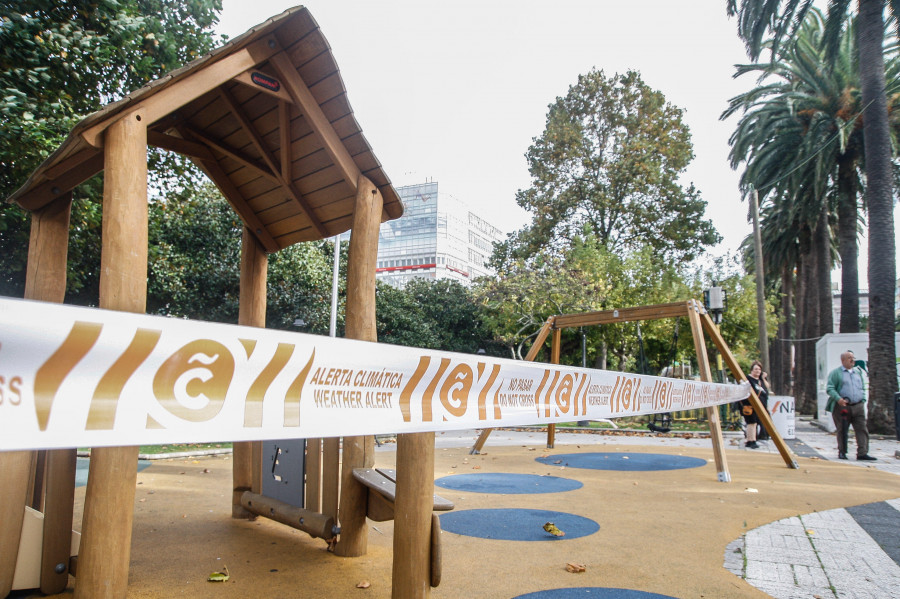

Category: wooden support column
[333, 174, 381, 557]
[546, 328, 562, 448]
[700, 312, 798, 469]
[0, 195, 73, 596]
[30, 194, 77, 594]
[75, 110, 148, 599]
[686, 302, 730, 483]
[470, 316, 554, 455]
[392, 431, 435, 599]
[233, 227, 268, 518]
[0, 453, 33, 597]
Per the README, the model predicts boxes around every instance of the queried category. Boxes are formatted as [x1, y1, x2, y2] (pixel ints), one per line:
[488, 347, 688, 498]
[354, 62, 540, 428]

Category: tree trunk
[796, 224, 819, 417]
[858, 0, 898, 434]
[772, 262, 794, 396]
[836, 156, 860, 333]
[815, 204, 833, 335]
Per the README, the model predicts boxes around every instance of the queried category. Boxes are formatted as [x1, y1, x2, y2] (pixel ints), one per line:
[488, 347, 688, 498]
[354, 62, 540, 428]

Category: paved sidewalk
[725, 418, 900, 598]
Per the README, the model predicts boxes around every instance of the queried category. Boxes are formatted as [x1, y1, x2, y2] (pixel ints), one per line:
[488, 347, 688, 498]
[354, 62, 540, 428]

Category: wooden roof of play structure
[6, 6, 403, 252]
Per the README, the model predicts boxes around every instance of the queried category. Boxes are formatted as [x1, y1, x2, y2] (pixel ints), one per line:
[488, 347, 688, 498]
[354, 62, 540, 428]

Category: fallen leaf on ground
[356, 580, 371, 589]
[543, 522, 565, 537]
[565, 563, 586, 573]
[208, 566, 229, 582]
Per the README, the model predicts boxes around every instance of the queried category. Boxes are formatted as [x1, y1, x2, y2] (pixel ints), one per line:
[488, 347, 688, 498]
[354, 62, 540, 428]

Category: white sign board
[0, 298, 749, 451]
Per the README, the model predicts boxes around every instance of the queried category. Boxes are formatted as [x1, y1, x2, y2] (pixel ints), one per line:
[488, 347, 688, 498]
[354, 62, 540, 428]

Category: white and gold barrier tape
[0, 298, 750, 451]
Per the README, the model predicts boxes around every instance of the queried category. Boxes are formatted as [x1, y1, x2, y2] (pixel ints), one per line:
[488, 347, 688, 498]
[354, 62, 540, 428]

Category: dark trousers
[831, 401, 869, 456]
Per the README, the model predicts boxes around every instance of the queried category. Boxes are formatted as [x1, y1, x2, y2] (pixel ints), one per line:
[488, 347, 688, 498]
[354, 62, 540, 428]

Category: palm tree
[724, 12, 845, 415]
[726, 1, 900, 432]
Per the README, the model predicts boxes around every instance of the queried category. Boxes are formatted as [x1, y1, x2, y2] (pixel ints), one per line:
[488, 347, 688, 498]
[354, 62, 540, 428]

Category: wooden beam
[322, 437, 340, 521]
[184, 126, 279, 184]
[75, 110, 147, 599]
[187, 148, 280, 253]
[686, 301, 731, 483]
[547, 328, 562, 449]
[525, 317, 556, 361]
[392, 432, 435, 598]
[232, 69, 294, 103]
[0, 452, 34, 596]
[233, 227, 268, 519]
[147, 130, 215, 161]
[218, 88, 328, 238]
[43, 148, 102, 180]
[269, 51, 362, 192]
[22, 195, 77, 594]
[15, 153, 104, 212]
[40, 450, 77, 593]
[334, 174, 382, 558]
[80, 37, 281, 148]
[279, 101, 292, 181]
[553, 302, 691, 329]
[470, 316, 555, 454]
[305, 438, 323, 513]
[700, 311, 799, 469]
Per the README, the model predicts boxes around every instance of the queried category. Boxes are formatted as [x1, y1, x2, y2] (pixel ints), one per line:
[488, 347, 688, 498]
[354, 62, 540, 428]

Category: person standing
[740, 360, 769, 449]
[826, 351, 877, 461]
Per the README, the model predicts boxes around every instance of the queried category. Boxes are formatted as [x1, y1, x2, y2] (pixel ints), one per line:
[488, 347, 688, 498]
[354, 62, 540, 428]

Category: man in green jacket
[825, 350, 876, 461]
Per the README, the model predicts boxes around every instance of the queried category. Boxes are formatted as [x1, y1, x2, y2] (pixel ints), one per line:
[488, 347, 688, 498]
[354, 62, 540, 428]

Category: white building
[371, 182, 504, 287]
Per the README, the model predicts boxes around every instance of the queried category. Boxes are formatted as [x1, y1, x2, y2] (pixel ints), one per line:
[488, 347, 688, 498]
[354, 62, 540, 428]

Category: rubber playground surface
[11, 427, 900, 599]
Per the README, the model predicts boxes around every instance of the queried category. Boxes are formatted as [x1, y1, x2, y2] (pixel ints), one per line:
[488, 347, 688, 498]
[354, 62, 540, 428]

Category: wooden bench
[352, 468, 453, 522]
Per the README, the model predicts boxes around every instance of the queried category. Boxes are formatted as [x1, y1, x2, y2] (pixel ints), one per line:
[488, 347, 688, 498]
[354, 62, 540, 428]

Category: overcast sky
[216, 0, 888, 287]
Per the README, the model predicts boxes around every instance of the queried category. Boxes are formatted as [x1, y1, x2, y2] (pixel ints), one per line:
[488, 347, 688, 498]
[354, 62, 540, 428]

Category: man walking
[825, 351, 877, 461]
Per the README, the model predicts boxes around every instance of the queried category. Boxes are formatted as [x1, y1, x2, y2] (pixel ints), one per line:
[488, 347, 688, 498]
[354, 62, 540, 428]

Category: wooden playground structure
[0, 7, 800, 599]
[471, 301, 799, 479]
[0, 7, 441, 598]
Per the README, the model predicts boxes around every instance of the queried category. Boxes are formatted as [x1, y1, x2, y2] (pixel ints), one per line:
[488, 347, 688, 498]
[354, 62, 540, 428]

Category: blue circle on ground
[514, 589, 676, 598]
[76, 457, 152, 487]
[434, 473, 582, 494]
[535, 452, 706, 472]
[439, 508, 599, 541]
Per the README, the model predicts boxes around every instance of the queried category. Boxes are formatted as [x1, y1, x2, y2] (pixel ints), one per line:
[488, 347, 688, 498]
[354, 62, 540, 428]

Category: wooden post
[699, 312, 798, 469]
[333, 174, 381, 557]
[321, 437, 340, 520]
[546, 328, 562, 448]
[75, 110, 148, 599]
[28, 195, 77, 594]
[305, 438, 322, 512]
[470, 317, 555, 454]
[0, 195, 73, 596]
[392, 431, 435, 599]
[233, 227, 268, 518]
[686, 301, 731, 482]
[0, 452, 34, 597]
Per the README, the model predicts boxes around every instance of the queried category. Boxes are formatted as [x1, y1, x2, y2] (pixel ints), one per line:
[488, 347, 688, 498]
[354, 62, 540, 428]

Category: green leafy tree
[374, 282, 441, 350]
[726, 0, 898, 435]
[147, 182, 340, 333]
[477, 243, 613, 360]
[721, 9, 900, 412]
[500, 69, 720, 266]
[375, 279, 499, 354]
[0, 0, 223, 297]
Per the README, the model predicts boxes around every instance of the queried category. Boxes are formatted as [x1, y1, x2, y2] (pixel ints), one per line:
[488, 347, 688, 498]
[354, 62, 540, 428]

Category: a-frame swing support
[471, 300, 799, 477]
